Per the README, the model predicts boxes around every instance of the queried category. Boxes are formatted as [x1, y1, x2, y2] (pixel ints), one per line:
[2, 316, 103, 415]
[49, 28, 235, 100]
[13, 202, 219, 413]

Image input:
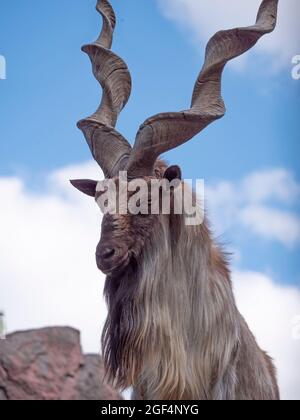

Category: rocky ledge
[0, 327, 122, 400]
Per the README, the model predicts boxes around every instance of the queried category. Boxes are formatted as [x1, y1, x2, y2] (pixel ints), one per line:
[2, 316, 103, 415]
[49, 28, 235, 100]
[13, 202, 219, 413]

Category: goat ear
[163, 165, 182, 182]
[70, 179, 98, 197]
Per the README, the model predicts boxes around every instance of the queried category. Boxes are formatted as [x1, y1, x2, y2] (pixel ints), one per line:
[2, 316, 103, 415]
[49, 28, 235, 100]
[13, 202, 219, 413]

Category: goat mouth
[98, 253, 130, 276]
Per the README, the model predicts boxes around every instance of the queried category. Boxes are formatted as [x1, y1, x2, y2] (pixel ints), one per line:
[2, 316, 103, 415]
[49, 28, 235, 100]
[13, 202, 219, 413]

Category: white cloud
[240, 205, 300, 247]
[233, 271, 300, 400]
[158, 0, 300, 71]
[0, 162, 299, 399]
[242, 169, 300, 204]
[0, 161, 105, 353]
[206, 168, 300, 247]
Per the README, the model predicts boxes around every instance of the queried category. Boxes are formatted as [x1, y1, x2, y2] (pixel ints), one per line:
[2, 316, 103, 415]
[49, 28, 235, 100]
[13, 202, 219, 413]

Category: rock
[0, 327, 122, 400]
[74, 354, 120, 401]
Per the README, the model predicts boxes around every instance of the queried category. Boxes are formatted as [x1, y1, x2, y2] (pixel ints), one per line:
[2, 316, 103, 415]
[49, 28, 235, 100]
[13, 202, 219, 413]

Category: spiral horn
[78, 0, 132, 179]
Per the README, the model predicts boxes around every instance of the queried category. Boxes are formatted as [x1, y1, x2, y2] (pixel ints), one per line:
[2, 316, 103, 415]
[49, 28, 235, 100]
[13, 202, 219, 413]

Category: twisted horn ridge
[78, 0, 132, 179]
[126, 0, 279, 178]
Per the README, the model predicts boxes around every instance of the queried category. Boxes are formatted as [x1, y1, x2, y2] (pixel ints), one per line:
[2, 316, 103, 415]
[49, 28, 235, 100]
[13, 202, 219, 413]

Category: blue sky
[1, 0, 299, 285]
[0, 0, 300, 399]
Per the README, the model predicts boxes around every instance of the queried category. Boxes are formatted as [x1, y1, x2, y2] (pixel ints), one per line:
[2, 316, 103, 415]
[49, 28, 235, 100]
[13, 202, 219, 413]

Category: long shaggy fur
[76, 0, 280, 401]
[102, 183, 280, 400]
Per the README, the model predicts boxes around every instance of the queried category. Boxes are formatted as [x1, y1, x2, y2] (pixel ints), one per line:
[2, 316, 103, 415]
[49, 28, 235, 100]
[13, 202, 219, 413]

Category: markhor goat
[71, 0, 280, 400]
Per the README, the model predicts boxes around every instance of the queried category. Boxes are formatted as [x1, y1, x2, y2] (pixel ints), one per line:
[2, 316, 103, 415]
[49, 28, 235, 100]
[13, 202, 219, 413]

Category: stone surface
[0, 327, 122, 400]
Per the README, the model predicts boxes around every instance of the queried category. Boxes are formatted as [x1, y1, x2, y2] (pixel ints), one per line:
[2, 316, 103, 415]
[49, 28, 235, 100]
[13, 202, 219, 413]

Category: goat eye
[95, 196, 108, 214]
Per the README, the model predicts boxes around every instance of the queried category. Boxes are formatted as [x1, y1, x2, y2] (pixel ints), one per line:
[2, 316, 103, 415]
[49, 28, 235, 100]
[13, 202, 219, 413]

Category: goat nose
[100, 247, 116, 260]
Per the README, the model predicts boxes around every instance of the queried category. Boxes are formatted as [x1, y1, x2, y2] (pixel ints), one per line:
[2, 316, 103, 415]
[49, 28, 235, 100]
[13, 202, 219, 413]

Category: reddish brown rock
[0, 327, 122, 400]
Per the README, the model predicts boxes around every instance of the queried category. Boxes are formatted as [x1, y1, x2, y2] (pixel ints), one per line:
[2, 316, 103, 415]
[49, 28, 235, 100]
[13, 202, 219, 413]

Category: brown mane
[73, 0, 280, 400]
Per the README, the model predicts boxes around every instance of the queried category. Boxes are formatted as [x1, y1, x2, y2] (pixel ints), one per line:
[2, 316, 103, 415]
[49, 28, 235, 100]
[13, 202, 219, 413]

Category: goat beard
[101, 257, 141, 389]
